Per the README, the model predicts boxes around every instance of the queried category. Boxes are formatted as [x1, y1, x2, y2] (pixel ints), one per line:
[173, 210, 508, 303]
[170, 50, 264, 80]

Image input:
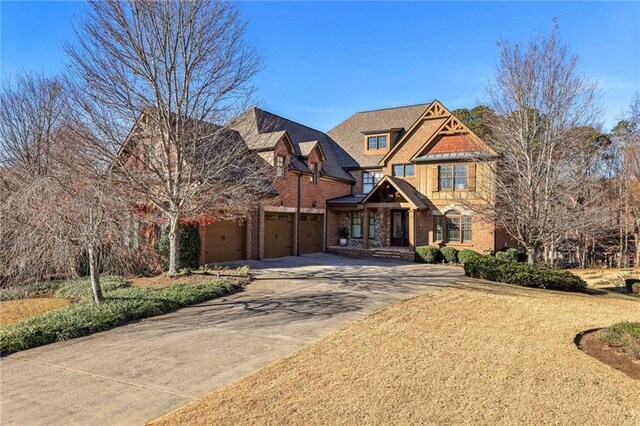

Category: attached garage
[264, 213, 293, 258]
[203, 220, 246, 264]
[299, 214, 324, 254]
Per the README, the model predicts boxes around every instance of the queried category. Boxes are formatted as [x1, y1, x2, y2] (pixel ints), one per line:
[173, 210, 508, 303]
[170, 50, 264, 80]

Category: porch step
[371, 249, 412, 259]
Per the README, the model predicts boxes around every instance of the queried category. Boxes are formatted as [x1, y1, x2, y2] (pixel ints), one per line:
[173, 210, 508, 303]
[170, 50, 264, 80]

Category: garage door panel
[264, 214, 293, 258]
[204, 220, 246, 264]
[299, 214, 324, 255]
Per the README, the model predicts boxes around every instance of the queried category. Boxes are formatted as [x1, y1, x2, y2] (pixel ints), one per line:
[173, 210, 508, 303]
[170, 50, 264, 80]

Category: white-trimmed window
[363, 171, 383, 193]
[434, 211, 472, 243]
[276, 155, 285, 177]
[439, 164, 467, 190]
[310, 163, 318, 183]
[454, 164, 468, 189]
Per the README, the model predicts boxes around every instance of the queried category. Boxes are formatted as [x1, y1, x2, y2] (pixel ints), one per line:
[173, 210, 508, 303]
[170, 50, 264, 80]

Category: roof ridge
[354, 102, 431, 114]
[254, 107, 326, 136]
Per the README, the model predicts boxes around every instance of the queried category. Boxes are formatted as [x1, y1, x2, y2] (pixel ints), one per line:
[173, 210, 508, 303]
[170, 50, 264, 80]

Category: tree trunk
[88, 245, 104, 304]
[526, 246, 537, 265]
[168, 214, 180, 275]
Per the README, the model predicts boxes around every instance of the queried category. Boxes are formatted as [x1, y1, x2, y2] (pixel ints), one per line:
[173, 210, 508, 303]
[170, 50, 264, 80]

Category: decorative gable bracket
[439, 116, 466, 135]
[422, 100, 449, 119]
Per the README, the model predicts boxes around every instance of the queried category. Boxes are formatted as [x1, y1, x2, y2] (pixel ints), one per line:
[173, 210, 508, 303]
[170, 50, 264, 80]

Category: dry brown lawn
[0, 298, 71, 327]
[570, 267, 639, 290]
[153, 279, 640, 426]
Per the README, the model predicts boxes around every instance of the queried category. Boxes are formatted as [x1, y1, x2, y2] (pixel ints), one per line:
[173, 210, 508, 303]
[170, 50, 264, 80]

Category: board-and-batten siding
[415, 162, 493, 202]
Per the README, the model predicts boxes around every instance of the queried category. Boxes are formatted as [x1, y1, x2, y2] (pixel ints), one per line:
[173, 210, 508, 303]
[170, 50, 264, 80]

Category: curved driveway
[1, 254, 462, 425]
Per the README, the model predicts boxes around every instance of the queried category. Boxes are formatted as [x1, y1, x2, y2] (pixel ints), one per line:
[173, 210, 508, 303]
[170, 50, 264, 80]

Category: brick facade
[326, 102, 503, 257]
[168, 101, 507, 266]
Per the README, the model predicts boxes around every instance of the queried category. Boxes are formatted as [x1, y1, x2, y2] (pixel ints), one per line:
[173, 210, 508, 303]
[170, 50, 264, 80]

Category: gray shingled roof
[326, 194, 367, 205]
[230, 108, 354, 183]
[327, 103, 431, 168]
[413, 151, 497, 163]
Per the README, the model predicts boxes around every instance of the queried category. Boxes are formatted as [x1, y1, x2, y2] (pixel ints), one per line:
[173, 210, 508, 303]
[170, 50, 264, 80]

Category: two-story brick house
[198, 107, 354, 264]
[324, 100, 514, 259]
[154, 100, 512, 265]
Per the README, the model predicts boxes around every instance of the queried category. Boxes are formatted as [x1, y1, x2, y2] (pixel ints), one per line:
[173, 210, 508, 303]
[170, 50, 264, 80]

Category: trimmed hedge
[440, 247, 459, 263]
[463, 255, 587, 292]
[415, 246, 442, 264]
[496, 248, 519, 263]
[458, 249, 480, 264]
[0, 277, 237, 354]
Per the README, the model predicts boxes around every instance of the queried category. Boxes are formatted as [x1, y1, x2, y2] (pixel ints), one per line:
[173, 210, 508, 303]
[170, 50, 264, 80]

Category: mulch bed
[578, 329, 640, 380]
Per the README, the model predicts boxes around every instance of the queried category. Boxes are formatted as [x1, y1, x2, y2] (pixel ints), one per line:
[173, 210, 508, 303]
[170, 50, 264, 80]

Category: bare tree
[65, 0, 270, 275]
[0, 72, 153, 302]
[2, 168, 137, 303]
[614, 93, 640, 267]
[476, 26, 602, 265]
[0, 72, 66, 184]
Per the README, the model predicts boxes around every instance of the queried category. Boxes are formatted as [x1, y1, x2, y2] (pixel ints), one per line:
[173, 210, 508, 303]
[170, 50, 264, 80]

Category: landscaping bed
[578, 322, 640, 380]
[0, 275, 242, 355]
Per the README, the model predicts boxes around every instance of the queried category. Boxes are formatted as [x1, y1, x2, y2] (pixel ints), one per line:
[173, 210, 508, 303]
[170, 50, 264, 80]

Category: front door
[390, 210, 409, 247]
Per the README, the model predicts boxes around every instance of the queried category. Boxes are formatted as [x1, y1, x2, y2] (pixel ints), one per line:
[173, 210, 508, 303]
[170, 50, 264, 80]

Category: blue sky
[1, 1, 639, 131]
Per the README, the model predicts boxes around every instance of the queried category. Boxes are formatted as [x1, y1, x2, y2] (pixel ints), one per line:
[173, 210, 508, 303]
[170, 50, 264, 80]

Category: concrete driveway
[0, 253, 462, 425]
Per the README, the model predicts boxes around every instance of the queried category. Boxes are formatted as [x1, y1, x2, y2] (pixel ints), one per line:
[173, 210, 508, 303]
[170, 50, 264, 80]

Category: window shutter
[431, 165, 440, 192]
[468, 163, 476, 191]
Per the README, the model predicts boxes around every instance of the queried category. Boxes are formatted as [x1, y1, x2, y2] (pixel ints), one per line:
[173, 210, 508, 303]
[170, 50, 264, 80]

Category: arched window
[434, 211, 472, 243]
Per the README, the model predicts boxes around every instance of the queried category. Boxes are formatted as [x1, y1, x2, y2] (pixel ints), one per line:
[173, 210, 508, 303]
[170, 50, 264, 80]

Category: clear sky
[1, 1, 639, 132]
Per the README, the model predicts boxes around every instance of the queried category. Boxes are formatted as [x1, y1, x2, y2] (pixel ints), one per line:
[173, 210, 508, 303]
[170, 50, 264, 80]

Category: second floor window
[276, 155, 285, 177]
[367, 135, 387, 150]
[439, 164, 467, 190]
[363, 171, 383, 193]
[454, 164, 468, 190]
[393, 164, 415, 177]
[310, 163, 318, 183]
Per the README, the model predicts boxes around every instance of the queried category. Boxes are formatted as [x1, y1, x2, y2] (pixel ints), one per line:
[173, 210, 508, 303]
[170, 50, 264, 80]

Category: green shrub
[159, 224, 202, 271]
[626, 279, 640, 294]
[415, 246, 442, 264]
[463, 255, 587, 292]
[440, 247, 459, 263]
[506, 248, 520, 261]
[0, 278, 237, 354]
[458, 249, 480, 264]
[597, 322, 640, 360]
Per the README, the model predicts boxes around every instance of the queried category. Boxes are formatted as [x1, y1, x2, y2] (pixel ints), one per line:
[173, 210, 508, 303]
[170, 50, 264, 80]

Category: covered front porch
[326, 176, 429, 255]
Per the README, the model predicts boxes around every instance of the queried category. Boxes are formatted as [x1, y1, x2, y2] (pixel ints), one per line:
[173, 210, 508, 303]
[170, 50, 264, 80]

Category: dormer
[362, 128, 403, 155]
[298, 140, 326, 183]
